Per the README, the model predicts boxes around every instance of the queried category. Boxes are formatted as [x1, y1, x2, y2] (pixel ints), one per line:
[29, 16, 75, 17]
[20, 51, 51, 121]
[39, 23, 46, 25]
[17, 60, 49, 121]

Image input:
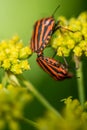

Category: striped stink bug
[30, 5, 60, 55]
[37, 55, 73, 80]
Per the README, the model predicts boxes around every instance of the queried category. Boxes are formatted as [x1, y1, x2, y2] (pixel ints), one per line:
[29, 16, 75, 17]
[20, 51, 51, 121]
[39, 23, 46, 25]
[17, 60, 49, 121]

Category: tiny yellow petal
[64, 96, 72, 105]
[71, 32, 82, 43]
[10, 49, 19, 59]
[58, 16, 68, 25]
[9, 120, 20, 130]
[52, 35, 64, 49]
[67, 39, 75, 49]
[79, 40, 87, 51]
[0, 40, 8, 49]
[2, 59, 11, 69]
[57, 47, 70, 57]
[8, 39, 15, 45]
[73, 46, 82, 56]
[0, 51, 6, 61]
[19, 46, 32, 59]
[82, 23, 87, 40]
[20, 60, 30, 70]
[7, 84, 15, 90]
[16, 40, 23, 49]
[0, 84, 3, 89]
[12, 35, 20, 42]
[9, 58, 18, 64]
[69, 18, 81, 31]
[78, 12, 87, 23]
[84, 51, 87, 57]
[11, 64, 22, 74]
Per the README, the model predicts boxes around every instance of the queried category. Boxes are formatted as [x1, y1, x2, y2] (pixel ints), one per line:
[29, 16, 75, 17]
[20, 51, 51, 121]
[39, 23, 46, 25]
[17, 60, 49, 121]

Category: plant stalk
[76, 62, 85, 105]
[18, 116, 39, 128]
[23, 80, 63, 119]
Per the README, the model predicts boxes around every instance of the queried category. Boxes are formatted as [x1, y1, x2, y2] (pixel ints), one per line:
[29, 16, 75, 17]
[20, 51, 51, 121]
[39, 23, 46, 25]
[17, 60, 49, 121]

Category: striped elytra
[36, 55, 73, 80]
[30, 17, 55, 54]
[30, 5, 60, 55]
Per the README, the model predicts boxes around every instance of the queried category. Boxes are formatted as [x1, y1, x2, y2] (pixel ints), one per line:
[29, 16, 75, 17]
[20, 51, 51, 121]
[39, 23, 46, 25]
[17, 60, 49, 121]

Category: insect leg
[60, 51, 69, 67]
[55, 25, 78, 33]
[52, 21, 60, 34]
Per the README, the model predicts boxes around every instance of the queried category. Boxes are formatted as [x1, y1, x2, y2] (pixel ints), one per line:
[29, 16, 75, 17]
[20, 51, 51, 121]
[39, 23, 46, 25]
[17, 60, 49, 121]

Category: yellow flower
[0, 40, 8, 49]
[73, 46, 82, 56]
[0, 84, 3, 90]
[67, 39, 75, 49]
[20, 60, 30, 70]
[0, 84, 32, 130]
[57, 46, 70, 57]
[58, 16, 68, 25]
[82, 23, 87, 40]
[52, 38, 61, 49]
[10, 50, 19, 59]
[16, 40, 23, 49]
[70, 32, 83, 43]
[81, 112, 87, 123]
[69, 18, 82, 31]
[84, 51, 87, 57]
[0, 51, 6, 61]
[51, 11, 87, 58]
[11, 64, 22, 74]
[9, 58, 18, 64]
[19, 46, 32, 59]
[2, 59, 11, 69]
[11, 35, 20, 42]
[63, 96, 72, 105]
[9, 120, 20, 130]
[8, 39, 16, 45]
[79, 40, 87, 51]
[0, 36, 32, 74]
[37, 98, 87, 130]
[78, 12, 87, 23]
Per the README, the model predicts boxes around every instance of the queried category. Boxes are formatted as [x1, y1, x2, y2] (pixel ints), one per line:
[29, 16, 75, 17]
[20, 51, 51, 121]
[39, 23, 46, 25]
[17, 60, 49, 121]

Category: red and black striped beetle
[37, 55, 73, 80]
[30, 5, 60, 55]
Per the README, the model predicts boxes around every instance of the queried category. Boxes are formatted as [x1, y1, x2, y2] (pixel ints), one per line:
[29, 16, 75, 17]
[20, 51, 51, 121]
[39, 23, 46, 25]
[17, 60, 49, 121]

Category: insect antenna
[52, 4, 60, 17]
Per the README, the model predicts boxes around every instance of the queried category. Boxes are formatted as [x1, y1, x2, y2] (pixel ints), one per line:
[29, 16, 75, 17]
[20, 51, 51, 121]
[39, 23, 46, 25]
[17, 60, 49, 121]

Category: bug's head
[60, 64, 73, 79]
[59, 64, 68, 74]
[42, 17, 55, 26]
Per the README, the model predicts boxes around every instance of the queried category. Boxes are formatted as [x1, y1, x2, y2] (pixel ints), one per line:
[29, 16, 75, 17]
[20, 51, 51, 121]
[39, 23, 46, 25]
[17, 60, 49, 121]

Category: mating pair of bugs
[30, 5, 73, 80]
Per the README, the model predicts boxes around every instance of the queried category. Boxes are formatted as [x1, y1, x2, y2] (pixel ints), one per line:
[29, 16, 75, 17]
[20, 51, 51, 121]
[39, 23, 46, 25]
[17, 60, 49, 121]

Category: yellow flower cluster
[51, 12, 87, 57]
[0, 35, 32, 74]
[0, 83, 32, 130]
[37, 97, 87, 130]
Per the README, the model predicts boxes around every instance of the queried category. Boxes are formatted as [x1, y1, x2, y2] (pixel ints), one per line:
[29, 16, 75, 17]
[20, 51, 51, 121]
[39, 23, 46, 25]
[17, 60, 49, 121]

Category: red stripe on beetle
[30, 17, 55, 54]
[37, 55, 73, 80]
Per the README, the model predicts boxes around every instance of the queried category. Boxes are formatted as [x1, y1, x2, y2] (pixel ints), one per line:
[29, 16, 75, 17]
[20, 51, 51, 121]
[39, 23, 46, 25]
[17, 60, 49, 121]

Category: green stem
[76, 62, 85, 105]
[8, 72, 20, 87]
[18, 116, 39, 128]
[23, 80, 63, 119]
[2, 72, 8, 87]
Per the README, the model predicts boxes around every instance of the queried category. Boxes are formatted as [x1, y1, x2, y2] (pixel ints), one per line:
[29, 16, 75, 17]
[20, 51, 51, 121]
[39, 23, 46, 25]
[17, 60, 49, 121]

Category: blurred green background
[0, 0, 87, 129]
